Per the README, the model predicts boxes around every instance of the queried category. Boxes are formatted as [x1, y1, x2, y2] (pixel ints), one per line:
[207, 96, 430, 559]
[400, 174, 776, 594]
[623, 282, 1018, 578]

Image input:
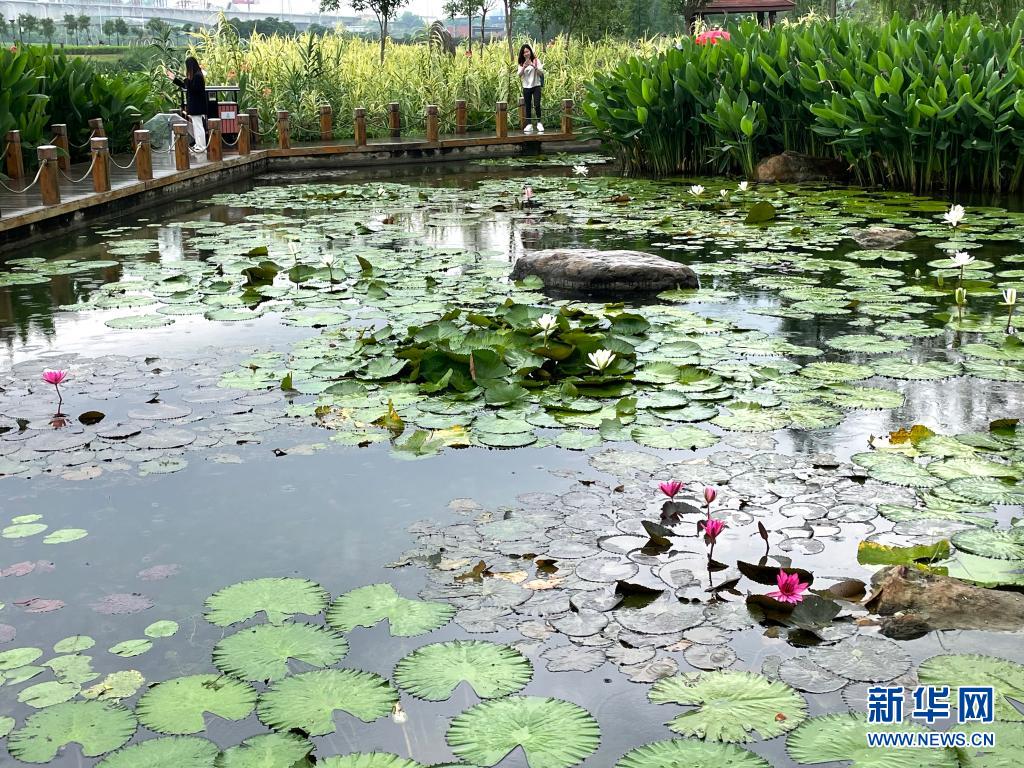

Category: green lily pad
[109, 639, 153, 658]
[786, 713, 957, 767]
[616, 739, 770, 768]
[257, 668, 398, 736]
[946, 477, 1024, 504]
[394, 640, 532, 701]
[136, 674, 257, 735]
[952, 720, 1024, 767]
[326, 583, 454, 637]
[214, 732, 315, 768]
[446, 696, 600, 768]
[97, 736, 219, 768]
[18, 680, 81, 708]
[799, 362, 874, 383]
[42, 528, 88, 544]
[53, 636, 95, 653]
[917, 654, 1024, 721]
[852, 452, 942, 488]
[951, 528, 1024, 560]
[145, 620, 180, 638]
[7, 701, 137, 763]
[0, 647, 43, 669]
[317, 756, 422, 768]
[204, 578, 330, 627]
[648, 671, 806, 743]
[872, 359, 962, 380]
[213, 623, 349, 682]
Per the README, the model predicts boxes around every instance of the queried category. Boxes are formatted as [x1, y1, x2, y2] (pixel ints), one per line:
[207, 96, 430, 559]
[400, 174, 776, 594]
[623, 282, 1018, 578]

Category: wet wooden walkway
[0, 129, 586, 238]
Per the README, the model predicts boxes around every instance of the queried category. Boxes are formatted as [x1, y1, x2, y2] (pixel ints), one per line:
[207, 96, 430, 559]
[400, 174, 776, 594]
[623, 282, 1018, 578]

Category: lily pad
[446, 696, 600, 768]
[951, 528, 1024, 560]
[213, 623, 349, 682]
[616, 739, 770, 768]
[136, 674, 257, 735]
[214, 732, 314, 768]
[97, 736, 219, 768]
[204, 578, 330, 626]
[917, 654, 1024, 721]
[786, 713, 957, 767]
[7, 700, 137, 763]
[257, 668, 398, 735]
[394, 640, 532, 701]
[327, 583, 455, 636]
[807, 636, 911, 682]
[648, 671, 807, 743]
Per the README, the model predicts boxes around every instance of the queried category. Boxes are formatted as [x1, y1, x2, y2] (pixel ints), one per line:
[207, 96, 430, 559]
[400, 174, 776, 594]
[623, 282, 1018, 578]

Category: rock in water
[845, 226, 916, 249]
[755, 151, 847, 183]
[511, 249, 698, 296]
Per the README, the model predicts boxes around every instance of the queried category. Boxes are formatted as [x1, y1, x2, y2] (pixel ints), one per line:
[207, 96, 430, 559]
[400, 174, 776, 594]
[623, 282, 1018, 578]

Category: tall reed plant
[584, 13, 1024, 193]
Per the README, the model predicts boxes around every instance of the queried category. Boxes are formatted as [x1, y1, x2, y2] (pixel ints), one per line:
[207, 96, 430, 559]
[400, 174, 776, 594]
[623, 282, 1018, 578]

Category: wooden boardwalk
[0, 129, 588, 240]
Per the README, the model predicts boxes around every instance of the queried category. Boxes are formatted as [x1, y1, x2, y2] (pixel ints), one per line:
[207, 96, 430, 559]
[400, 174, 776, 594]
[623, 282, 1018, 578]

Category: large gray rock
[756, 151, 847, 183]
[845, 226, 916, 249]
[511, 249, 698, 295]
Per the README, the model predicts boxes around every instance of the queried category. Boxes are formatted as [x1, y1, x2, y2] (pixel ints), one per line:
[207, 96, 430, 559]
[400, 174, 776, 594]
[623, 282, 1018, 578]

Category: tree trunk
[480, 9, 486, 48]
[504, 1, 514, 61]
[378, 16, 387, 63]
[467, 11, 474, 53]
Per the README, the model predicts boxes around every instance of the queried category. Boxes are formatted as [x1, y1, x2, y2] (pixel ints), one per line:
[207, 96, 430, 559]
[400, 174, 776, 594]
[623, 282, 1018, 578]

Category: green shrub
[583, 13, 1024, 192]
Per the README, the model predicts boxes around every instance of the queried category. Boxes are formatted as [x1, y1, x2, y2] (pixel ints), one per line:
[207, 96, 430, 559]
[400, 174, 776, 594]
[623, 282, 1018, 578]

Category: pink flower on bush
[695, 29, 731, 46]
[659, 480, 683, 499]
[767, 570, 810, 605]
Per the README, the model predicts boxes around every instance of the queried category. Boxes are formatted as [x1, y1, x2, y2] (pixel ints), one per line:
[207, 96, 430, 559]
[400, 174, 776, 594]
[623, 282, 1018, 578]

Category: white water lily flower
[689, 184, 705, 197]
[738, 181, 750, 192]
[320, 255, 336, 268]
[536, 313, 558, 332]
[943, 203, 965, 227]
[949, 251, 975, 268]
[954, 287, 968, 306]
[573, 164, 589, 176]
[719, 189, 730, 199]
[1003, 288, 1018, 306]
[377, 186, 387, 197]
[586, 349, 616, 372]
[391, 702, 408, 724]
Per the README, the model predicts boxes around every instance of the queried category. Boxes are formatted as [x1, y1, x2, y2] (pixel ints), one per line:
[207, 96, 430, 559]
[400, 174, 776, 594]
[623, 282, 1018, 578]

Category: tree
[18, 14, 37, 42]
[77, 14, 91, 44]
[444, 1, 475, 52]
[39, 17, 56, 43]
[501, 0, 523, 60]
[63, 14, 77, 45]
[102, 19, 117, 43]
[479, 0, 495, 47]
[114, 18, 130, 45]
[320, 0, 409, 63]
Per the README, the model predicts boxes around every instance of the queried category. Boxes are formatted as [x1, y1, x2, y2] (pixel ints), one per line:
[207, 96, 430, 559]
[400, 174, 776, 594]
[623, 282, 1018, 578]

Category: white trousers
[189, 115, 207, 151]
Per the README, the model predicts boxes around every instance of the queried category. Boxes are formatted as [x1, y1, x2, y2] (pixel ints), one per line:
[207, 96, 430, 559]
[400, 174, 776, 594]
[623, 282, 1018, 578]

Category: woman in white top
[517, 44, 544, 134]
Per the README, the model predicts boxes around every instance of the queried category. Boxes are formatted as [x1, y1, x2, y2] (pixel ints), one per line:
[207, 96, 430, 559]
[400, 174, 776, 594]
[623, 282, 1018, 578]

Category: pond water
[0, 157, 1023, 768]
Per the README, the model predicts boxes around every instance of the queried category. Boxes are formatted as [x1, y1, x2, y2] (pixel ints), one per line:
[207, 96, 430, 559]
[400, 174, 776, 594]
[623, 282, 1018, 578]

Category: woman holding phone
[517, 44, 544, 134]
[166, 56, 208, 151]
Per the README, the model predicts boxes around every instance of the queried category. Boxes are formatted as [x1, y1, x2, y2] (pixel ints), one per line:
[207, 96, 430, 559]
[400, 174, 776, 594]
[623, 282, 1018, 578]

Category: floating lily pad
[951, 528, 1024, 560]
[394, 640, 532, 701]
[946, 477, 1024, 504]
[786, 713, 957, 767]
[616, 739, 771, 768]
[917, 654, 1024, 721]
[96, 736, 219, 768]
[215, 732, 314, 768]
[136, 674, 257, 735]
[213, 623, 349, 682]
[204, 578, 330, 627]
[446, 696, 600, 768]
[327, 583, 454, 636]
[648, 671, 806, 743]
[807, 636, 911, 682]
[7, 700, 137, 763]
[42, 528, 88, 544]
[317, 756, 422, 768]
[104, 314, 175, 329]
[257, 668, 398, 735]
[145, 620, 180, 638]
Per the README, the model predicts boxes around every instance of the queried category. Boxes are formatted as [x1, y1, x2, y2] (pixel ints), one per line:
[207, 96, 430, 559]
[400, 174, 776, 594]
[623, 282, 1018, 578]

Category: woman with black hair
[166, 56, 208, 151]
[517, 44, 544, 135]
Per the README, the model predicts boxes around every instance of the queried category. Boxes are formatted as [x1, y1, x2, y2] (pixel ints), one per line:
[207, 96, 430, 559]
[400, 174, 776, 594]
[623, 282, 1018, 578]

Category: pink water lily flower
[659, 480, 684, 499]
[767, 570, 810, 605]
[703, 486, 717, 506]
[42, 370, 68, 386]
[703, 517, 724, 541]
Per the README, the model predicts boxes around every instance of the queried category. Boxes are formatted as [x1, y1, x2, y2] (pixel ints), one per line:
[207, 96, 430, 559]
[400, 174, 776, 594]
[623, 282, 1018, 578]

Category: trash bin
[205, 86, 241, 140]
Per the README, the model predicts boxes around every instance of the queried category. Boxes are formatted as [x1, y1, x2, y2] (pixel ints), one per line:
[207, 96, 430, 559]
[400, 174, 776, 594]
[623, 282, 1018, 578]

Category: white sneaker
[536, 122, 545, 134]
[523, 124, 534, 134]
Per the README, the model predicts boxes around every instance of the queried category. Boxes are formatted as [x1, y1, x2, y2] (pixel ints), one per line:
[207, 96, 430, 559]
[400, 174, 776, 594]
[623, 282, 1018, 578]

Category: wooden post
[425, 105, 439, 143]
[88, 117, 106, 138]
[207, 118, 222, 161]
[518, 97, 526, 128]
[237, 114, 251, 156]
[354, 108, 367, 146]
[134, 130, 153, 181]
[496, 101, 508, 139]
[561, 99, 574, 136]
[90, 137, 110, 193]
[173, 124, 190, 171]
[388, 102, 401, 137]
[5, 130, 25, 180]
[51, 124, 70, 172]
[276, 110, 290, 150]
[37, 145, 60, 206]
[319, 104, 333, 141]
[246, 108, 260, 147]
[455, 99, 467, 135]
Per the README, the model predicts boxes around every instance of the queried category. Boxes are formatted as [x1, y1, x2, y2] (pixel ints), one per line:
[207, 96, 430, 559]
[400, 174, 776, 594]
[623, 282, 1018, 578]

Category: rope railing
[69, 130, 97, 150]
[108, 143, 142, 172]
[57, 154, 98, 185]
[0, 162, 45, 195]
